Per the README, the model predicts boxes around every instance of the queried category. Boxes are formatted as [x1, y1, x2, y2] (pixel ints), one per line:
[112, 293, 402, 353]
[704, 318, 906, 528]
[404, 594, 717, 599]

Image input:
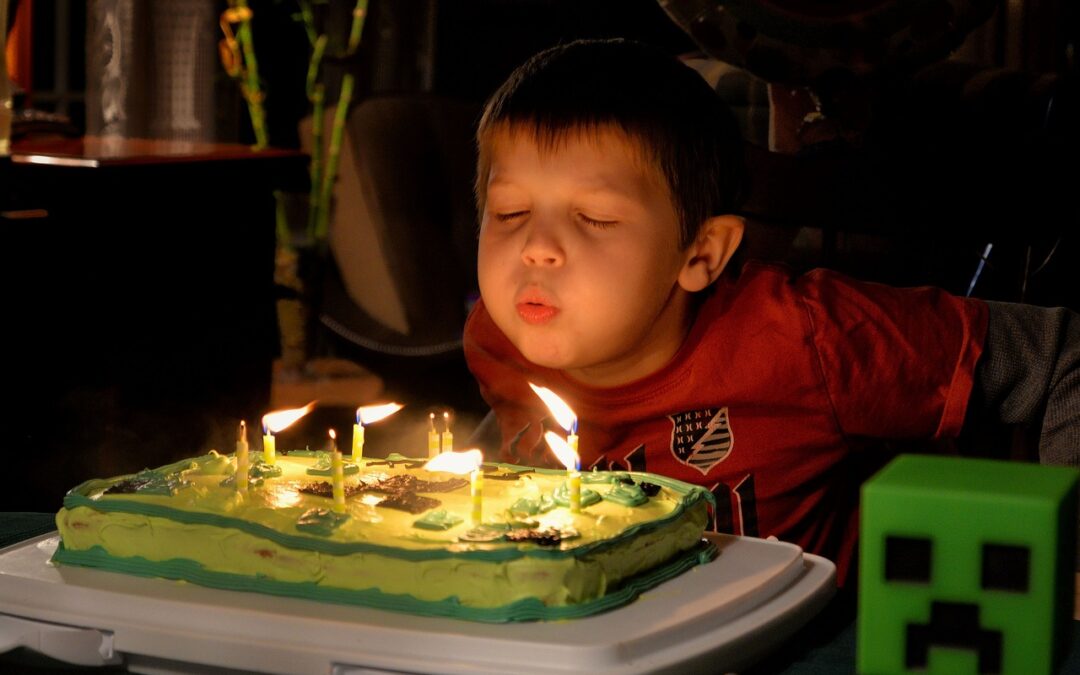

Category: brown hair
[475, 39, 747, 249]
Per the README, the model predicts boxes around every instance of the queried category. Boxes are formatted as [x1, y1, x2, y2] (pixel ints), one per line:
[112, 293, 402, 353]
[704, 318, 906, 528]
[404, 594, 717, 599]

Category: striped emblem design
[668, 407, 733, 475]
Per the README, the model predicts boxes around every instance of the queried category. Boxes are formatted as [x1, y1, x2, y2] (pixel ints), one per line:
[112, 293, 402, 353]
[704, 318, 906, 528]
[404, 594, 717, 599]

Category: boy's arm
[973, 301, 1080, 466]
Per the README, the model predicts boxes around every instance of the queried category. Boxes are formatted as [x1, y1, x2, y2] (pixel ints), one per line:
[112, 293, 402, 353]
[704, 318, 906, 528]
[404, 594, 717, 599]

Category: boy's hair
[475, 38, 747, 249]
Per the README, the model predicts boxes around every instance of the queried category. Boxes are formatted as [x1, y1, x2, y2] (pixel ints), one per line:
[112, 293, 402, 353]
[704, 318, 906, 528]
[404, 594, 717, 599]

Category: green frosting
[552, 481, 602, 508]
[191, 451, 232, 475]
[305, 452, 361, 476]
[413, 510, 464, 530]
[52, 538, 717, 623]
[582, 470, 622, 484]
[602, 482, 649, 507]
[507, 494, 557, 516]
[296, 508, 349, 536]
[251, 459, 283, 479]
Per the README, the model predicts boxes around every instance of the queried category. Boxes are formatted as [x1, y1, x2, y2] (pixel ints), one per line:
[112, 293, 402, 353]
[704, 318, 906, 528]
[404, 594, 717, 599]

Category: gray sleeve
[974, 301, 1080, 466]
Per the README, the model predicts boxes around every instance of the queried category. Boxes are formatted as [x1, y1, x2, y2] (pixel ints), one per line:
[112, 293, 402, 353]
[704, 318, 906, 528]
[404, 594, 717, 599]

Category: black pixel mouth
[906, 601, 1003, 674]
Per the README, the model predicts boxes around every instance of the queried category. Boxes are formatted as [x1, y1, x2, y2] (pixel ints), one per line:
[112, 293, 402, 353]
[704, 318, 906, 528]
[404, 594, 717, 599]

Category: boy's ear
[678, 215, 744, 293]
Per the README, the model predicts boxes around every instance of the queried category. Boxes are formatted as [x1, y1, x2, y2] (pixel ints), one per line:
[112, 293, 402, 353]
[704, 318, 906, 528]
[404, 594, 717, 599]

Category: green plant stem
[306, 33, 328, 240]
[314, 0, 368, 242]
[234, 0, 269, 149]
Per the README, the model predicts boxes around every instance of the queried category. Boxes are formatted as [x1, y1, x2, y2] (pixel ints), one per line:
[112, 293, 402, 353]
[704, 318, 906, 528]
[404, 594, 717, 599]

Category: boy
[462, 39, 1080, 582]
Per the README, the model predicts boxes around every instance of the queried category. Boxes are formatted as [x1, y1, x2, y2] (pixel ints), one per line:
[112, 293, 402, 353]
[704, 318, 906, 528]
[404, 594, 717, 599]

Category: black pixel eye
[981, 543, 1030, 592]
[885, 536, 932, 583]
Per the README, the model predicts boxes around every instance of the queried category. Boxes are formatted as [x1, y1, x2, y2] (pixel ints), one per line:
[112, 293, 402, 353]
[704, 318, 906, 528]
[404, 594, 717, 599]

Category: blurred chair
[304, 94, 484, 411]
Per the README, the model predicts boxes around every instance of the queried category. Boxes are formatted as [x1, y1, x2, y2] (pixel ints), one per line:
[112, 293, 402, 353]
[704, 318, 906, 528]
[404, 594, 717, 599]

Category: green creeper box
[858, 454, 1078, 674]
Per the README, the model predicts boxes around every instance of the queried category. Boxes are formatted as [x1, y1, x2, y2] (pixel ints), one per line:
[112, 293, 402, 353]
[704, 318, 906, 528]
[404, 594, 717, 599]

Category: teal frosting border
[51, 539, 718, 623]
[63, 460, 715, 564]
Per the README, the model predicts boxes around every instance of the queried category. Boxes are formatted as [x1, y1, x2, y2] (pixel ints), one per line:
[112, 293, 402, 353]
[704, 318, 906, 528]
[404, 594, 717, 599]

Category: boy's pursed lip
[517, 302, 559, 324]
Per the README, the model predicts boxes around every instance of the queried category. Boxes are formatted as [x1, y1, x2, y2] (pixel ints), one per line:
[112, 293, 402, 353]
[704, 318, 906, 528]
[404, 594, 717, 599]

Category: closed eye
[494, 211, 529, 223]
[578, 213, 617, 229]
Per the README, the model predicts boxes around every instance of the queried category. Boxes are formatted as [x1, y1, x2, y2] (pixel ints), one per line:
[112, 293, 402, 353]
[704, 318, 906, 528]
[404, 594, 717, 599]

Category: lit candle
[352, 416, 365, 462]
[330, 429, 345, 513]
[544, 431, 581, 513]
[236, 420, 249, 491]
[529, 383, 578, 454]
[428, 413, 440, 458]
[262, 401, 315, 466]
[352, 402, 404, 463]
[424, 449, 484, 524]
[441, 412, 453, 454]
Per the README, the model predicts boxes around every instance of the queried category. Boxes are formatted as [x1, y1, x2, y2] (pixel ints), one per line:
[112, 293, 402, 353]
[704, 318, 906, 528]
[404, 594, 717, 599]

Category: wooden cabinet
[2, 137, 307, 510]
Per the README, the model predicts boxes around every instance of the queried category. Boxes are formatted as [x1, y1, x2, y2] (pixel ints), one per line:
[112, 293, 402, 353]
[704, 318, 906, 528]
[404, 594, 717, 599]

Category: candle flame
[328, 429, 337, 440]
[423, 449, 483, 474]
[544, 431, 580, 471]
[328, 428, 338, 453]
[237, 420, 248, 441]
[356, 402, 404, 425]
[262, 401, 315, 434]
[529, 383, 577, 433]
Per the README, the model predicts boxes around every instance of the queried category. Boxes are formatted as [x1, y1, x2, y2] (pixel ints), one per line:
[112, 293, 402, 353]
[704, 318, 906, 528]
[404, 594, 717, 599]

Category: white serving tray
[0, 532, 834, 674]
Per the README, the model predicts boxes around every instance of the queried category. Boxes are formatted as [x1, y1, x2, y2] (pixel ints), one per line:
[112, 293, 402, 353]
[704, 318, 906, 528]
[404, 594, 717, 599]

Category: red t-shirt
[463, 262, 988, 582]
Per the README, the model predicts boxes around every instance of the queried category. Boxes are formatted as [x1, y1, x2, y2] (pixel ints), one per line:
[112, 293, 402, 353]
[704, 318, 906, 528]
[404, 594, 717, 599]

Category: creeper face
[857, 455, 1078, 674]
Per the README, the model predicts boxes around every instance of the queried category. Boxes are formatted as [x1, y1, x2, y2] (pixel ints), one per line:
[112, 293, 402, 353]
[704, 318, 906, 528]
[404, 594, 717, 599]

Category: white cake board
[0, 532, 835, 674]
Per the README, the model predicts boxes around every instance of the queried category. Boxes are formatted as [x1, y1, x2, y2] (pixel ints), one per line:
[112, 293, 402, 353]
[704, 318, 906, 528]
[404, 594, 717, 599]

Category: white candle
[236, 421, 249, 491]
[330, 430, 345, 513]
[441, 411, 453, 453]
[428, 413, 440, 458]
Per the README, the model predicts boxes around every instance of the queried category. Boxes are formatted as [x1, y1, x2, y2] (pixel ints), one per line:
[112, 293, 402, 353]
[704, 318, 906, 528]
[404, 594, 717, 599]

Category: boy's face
[477, 127, 697, 387]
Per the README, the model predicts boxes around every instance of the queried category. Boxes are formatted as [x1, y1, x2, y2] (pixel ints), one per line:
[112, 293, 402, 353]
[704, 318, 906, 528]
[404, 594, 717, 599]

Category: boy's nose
[520, 224, 565, 267]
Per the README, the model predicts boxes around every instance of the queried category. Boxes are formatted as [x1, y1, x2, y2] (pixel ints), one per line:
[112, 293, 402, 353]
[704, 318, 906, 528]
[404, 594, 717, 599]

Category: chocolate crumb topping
[378, 492, 441, 514]
[639, 481, 661, 496]
[504, 527, 571, 546]
[298, 482, 363, 498]
[484, 469, 534, 481]
[355, 474, 467, 495]
[104, 477, 152, 494]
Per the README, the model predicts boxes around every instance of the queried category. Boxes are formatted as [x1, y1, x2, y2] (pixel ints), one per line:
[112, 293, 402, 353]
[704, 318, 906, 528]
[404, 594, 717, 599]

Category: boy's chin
[514, 340, 577, 371]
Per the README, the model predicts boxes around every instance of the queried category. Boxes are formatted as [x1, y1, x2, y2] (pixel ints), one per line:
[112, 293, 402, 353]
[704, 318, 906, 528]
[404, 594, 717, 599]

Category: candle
[529, 383, 578, 454]
[544, 431, 581, 513]
[262, 428, 276, 465]
[330, 429, 345, 513]
[569, 468, 581, 513]
[262, 402, 315, 466]
[352, 402, 404, 463]
[236, 420, 249, 491]
[423, 449, 484, 524]
[428, 413, 440, 458]
[352, 417, 365, 462]
[441, 411, 453, 454]
[471, 467, 483, 525]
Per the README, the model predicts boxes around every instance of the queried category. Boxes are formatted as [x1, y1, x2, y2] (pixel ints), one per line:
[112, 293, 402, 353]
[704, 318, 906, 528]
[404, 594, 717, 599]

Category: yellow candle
[428, 413, 440, 458]
[471, 467, 483, 525]
[263, 432, 276, 465]
[236, 421, 249, 491]
[569, 469, 581, 513]
[441, 412, 453, 454]
[330, 430, 345, 513]
[352, 422, 365, 463]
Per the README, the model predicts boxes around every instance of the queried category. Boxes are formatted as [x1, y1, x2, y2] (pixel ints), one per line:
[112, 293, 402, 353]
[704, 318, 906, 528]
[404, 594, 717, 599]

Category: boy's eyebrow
[487, 176, 643, 201]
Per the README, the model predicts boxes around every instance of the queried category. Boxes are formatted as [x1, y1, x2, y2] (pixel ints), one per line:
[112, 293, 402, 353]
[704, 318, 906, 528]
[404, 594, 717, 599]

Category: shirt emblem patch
[668, 407, 733, 475]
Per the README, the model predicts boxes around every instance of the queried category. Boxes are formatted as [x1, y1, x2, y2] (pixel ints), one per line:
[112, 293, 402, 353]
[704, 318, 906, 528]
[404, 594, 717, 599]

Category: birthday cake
[53, 450, 716, 622]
